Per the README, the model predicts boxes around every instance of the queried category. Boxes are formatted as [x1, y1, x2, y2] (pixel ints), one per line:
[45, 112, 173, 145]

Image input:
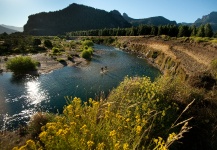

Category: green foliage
[204, 23, 213, 37]
[69, 23, 213, 38]
[81, 40, 94, 47]
[178, 25, 190, 37]
[81, 50, 92, 59]
[80, 40, 94, 60]
[6, 56, 37, 74]
[51, 47, 61, 55]
[197, 25, 205, 37]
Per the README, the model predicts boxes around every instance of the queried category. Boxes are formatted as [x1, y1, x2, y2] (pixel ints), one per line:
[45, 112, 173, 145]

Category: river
[0, 44, 160, 130]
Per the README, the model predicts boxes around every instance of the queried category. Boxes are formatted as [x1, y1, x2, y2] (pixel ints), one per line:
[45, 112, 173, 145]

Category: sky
[0, 0, 217, 27]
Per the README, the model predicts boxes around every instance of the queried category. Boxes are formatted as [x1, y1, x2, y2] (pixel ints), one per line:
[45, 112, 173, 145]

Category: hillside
[123, 13, 177, 26]
[0, 25, 18, 34]
[194, 12, 217, 31]
[24, 3, 131, 35]
[1, 24, 23, 32]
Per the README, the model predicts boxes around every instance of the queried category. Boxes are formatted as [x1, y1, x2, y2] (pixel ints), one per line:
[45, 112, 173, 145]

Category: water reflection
[25, 79, 49, 105]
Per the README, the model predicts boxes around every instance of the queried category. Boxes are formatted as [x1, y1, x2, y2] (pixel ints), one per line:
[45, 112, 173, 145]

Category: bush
[81, 50, 92, 60]
[6, 56, 37, 74]
[81, 40, 94, 47]
[28, 112, 53, 138]
[44, 40, 53, 48]
[33, 39, 41, 46]
[51, 47, 60, 54]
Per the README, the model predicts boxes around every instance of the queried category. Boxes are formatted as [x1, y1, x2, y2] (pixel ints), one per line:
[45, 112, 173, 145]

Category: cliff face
[24, 3, 131, 35]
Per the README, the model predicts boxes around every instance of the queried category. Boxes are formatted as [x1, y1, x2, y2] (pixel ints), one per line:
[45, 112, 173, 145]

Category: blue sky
[0, 0, 217, 27]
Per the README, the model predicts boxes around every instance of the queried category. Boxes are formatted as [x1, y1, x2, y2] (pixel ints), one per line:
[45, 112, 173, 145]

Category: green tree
[178, 25, 190, 37]
[190, 25, 197, 36]
[197, 25, 205, 37]
[204, 23, 213, 37]
[150, 26, 158, 36]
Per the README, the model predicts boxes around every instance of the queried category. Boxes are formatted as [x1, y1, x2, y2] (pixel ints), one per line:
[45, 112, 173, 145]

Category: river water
[0, 44, 160, 130]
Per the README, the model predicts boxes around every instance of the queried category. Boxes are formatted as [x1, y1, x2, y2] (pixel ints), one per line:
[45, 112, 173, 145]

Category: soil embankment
[114, 36, 217, 79]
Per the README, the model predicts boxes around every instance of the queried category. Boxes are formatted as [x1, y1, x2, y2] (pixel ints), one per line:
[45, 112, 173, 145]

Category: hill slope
[24, 3, 131, 35]
[123, 13, 177, 26]
[0, 25, 18, 34]
[1, 24, 23, 32]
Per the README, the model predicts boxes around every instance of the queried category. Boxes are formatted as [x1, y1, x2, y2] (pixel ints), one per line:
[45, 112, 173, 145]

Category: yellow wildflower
[109, 130, 116, 137]
[126, 118, 130, 122]
[136, 126, 142, 135]
[123, 143, 129, 150]
[96, 142, 105, 150]
[87, 140, 94, 148]
[114, 141, 121, 150]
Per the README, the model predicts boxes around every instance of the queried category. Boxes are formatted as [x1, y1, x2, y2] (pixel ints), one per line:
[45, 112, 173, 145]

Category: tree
[190, 25, 197, 36]
[150, 26, 158, 36]
[204, 23, 213, 37]
[197, 25, 205, 37]
[178, 25, 190, 37]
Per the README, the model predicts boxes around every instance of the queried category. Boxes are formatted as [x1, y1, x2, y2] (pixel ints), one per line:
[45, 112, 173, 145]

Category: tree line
[68, 23, 215, 37]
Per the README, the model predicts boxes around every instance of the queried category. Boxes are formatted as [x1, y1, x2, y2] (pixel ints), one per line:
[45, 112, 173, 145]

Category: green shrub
[52, 47, 60, 53]
[81, 40, 94, 47]
[6, 56, 37, 73]
[81, 50, 92, 59]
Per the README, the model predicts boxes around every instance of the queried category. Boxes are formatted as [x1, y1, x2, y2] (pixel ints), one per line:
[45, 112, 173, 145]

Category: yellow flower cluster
[14, 76, 183, 150]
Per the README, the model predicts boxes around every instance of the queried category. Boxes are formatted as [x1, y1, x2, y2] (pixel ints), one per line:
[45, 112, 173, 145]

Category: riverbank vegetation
[6, 56, 38, 74]
[9, 72, 217, 150]
[80, 39, 94, 60]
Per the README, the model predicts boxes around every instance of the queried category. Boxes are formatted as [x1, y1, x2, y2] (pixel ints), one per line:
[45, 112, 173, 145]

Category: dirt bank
[114, 36, 217, 78]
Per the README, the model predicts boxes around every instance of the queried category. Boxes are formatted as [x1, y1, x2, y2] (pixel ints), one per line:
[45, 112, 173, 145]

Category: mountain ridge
[24, 3, 131, 35]
[194, 11, 217, 31]
[123, 13, 177, 26]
